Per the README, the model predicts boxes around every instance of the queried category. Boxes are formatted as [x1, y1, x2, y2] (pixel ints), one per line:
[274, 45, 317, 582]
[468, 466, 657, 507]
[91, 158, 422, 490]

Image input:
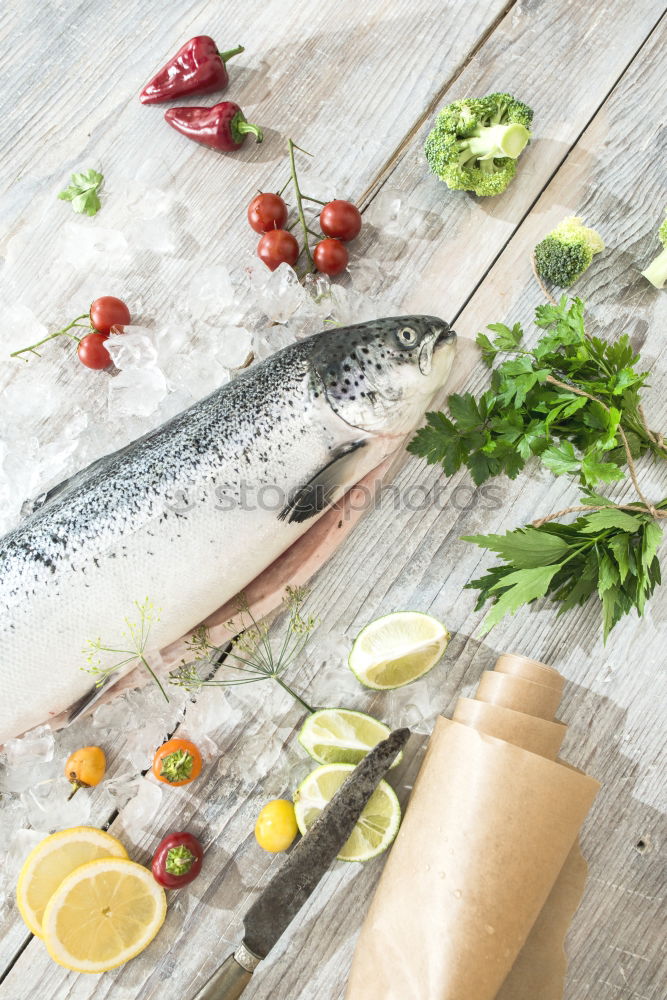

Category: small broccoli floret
[641, 210, 667, 289]
[533, 217, 605, 288]
[424, 93, 533, 197]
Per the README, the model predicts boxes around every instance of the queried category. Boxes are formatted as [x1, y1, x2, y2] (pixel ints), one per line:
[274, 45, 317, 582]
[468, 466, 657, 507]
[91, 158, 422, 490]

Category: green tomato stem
[10, 313, 90, 360]
[287, 138, 314, 270]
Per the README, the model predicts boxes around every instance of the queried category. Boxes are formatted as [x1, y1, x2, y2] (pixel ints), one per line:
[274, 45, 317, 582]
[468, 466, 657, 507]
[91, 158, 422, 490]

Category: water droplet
[485, 924, 495, 935]
[453, 889, 462, 899]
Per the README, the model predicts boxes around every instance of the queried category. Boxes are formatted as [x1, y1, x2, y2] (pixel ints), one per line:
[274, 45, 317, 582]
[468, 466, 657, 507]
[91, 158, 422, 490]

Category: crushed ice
[0, 158, 404, 904]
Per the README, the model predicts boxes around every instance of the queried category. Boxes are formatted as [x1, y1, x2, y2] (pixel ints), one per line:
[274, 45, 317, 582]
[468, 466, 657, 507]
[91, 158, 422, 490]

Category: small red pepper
[165, 102, 263, 152]
[140, 37, 244, 105]
[152, 832, 203, 889]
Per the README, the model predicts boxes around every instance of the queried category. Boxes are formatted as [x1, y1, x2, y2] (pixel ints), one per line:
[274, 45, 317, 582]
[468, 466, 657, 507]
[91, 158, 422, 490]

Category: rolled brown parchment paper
[494, 652, 565, 692]
[453, 698, 566, 759]
[346, 657, 600, 1000]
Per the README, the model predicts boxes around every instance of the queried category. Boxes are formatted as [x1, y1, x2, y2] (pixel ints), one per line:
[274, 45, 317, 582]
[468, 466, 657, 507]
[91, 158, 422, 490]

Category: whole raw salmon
[0, 316, 456, 740]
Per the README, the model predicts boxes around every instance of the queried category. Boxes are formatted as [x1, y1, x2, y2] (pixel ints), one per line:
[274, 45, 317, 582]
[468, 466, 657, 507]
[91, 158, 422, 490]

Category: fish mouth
[435, 324, 457, 346]
[419, 324, 457, 375]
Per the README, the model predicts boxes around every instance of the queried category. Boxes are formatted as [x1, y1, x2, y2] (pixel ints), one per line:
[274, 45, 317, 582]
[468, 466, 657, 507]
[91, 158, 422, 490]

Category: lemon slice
[294, 763, 401, 862]
[298, 708, 401, 768]
[42, 858, 166, 973]
[16, 826, 128, 937]
[348, 611, 450, 689]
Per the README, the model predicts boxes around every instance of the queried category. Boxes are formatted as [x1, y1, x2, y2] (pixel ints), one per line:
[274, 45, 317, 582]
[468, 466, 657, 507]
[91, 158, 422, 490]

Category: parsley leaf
[58, 168, 104, 216]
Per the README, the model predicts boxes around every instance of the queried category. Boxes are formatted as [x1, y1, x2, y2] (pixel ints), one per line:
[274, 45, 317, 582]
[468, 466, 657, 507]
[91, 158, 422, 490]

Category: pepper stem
[218, 45, 245, 62]
[218, 44, 244, 63]
[10, 313, 90, 361]
[166, 845, 196, 876]
[287, 138, 314, 271]
[236, 120, 264, 144]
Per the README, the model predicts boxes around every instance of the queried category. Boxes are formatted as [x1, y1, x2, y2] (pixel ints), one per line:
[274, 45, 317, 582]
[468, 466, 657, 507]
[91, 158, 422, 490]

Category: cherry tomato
[65, 746, 106, 800]
[319, 200, 362, 242]
[89, 296, 131, 335]
[77, 332, 112, 370]
[255, 799, 298, 853]
[248, 192, 288, 233]
[152, 738, 203, 786]
[152, 832, 203, 888]
[257, 229, 299, 271]
[313, 238, 349, 276]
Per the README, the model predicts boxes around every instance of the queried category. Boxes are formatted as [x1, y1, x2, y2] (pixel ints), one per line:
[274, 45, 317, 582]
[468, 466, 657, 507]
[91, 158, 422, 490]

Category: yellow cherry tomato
[64, 746, 106, 800]
[255, 799, 298, 853]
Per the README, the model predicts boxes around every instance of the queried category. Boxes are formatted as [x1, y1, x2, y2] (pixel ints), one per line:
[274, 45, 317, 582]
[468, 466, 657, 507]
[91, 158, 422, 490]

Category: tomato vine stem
[10, 313, 90, 361]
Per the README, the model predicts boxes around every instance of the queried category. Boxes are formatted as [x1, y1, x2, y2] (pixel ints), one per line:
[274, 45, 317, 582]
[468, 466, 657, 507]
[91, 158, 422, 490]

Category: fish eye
[397, 327, 418, 347]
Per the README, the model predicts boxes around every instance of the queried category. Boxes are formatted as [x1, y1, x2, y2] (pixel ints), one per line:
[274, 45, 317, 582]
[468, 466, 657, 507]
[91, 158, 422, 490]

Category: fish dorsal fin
[279, 440, 367, 524]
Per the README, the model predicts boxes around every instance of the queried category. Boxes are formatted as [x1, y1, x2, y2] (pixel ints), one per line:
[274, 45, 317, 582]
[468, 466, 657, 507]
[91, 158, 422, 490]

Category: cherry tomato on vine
[77, 332, 112, 370]
[152, 738, 203, 786]
[248, 192, 288, 234]
[319, 200, 362, 242]
[89, 296, 131, 335]
[313, 238, 349, 276]
[257, 229, 299, 271]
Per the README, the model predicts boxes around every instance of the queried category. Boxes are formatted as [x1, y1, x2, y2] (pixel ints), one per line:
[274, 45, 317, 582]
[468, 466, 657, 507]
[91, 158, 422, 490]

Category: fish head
[311, 315, 457, 434]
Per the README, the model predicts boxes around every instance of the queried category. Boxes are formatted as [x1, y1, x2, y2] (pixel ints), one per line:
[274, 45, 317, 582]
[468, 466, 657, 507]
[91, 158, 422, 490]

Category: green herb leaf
[58, 168, 104, 216]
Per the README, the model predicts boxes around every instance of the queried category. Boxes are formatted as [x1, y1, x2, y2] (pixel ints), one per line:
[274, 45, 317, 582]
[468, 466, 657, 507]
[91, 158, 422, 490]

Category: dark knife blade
[191, 727, 409, 1000]
[243, 726, 409, 959]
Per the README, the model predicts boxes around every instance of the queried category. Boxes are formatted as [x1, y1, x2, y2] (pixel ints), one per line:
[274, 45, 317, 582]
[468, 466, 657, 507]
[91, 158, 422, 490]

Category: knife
[191, 726, 410, 1000]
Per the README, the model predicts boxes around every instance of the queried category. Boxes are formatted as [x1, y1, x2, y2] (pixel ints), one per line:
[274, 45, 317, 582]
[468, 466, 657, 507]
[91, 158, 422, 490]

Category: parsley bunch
[58, 168, 104, 216]
[464, 499, 664, 640]
[409, 297, 662, 489]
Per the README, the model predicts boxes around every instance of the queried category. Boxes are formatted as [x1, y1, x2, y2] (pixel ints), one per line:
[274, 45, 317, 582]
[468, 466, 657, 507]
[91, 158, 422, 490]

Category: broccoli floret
[424, 93, 533, 197]
[533, 217, 605, 288]
[641, 210, 667, 289]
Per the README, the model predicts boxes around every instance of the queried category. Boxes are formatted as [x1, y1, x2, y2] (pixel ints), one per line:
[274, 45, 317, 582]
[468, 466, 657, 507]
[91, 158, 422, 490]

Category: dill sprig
[83, 597, 169, 702]
[170, 587, 318, 713]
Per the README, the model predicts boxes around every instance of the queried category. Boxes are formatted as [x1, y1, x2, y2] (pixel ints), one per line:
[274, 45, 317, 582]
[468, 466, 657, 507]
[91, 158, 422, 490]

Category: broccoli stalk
[641, 212, 667, 289]
[533, 217, 605, 288]
[424, 93, 533, 197]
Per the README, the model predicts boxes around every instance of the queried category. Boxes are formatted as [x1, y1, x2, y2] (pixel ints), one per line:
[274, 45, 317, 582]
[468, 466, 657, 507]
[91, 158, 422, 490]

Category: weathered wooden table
[1, 1, 665, 997]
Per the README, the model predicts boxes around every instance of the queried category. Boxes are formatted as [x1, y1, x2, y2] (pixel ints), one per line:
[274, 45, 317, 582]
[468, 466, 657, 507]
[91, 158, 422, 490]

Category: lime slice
[294, 763, 401, 862]
[299, 708, 401, 768]
[348, 611, 450, 689]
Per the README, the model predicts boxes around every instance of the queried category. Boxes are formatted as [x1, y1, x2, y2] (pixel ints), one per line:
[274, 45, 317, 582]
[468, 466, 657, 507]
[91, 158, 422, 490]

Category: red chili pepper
[140, 37, 244, 104]
[165, 102, 263, 152]
[151, 832, 203, 889]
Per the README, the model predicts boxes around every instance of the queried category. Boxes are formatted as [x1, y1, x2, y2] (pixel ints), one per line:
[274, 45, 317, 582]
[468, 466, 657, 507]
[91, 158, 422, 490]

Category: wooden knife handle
[191, 945, 261, 1000]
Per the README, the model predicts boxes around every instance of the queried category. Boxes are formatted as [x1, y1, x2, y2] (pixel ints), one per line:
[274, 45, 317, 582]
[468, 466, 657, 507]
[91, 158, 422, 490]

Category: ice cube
[347, 258, 384, 295]
[216, 326, 253, 369]
[20, 777, 92, 831]
[59, 221, 129, 270]
[254, 264, 308, 324]
[119, 779, 162, 837]
[108, 367, 168, 417]
[364, 188, 403, 233]
[184, 687, 242, 737]
[170, 350, 230, 401]
[5, 724, 55, 768]
[253, 323, 297, 362]
[5, 828, 44, 879]
[105, 328, 159, 370]
[188, 266, 235, 321]
[1, 302, 49, 356]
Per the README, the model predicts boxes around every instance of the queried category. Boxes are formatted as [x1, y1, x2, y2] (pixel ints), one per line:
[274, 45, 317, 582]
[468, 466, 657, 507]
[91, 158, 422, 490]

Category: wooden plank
[0, 0, 515, 980]
[2, 3, 666, 1000]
